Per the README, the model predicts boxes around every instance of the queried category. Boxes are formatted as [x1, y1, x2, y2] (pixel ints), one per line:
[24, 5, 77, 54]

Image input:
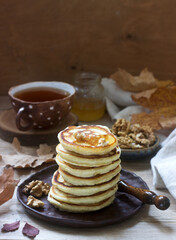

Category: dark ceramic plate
[120, 136, 160, 160]
[17, 164, 149, 228]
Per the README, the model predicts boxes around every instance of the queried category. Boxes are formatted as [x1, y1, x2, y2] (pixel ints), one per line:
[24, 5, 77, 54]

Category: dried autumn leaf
[22, 223, 39, 238]
[131, 109, 176, 131]
[0, 167, 19, 206]
[12, 137, 22, 152]
[132, 86, 176, 111]
[131, 86, 176, 131]
[131, 112, 161, 131]
[159, 116, 176, 129]
[156, 106, 176, 118]
[36, 144, 53, 156]
[1, 221, 20, 232]
[110, 68, 158, 92]
[156, 79, 174, 88]
[131, 88, 157, 100]
[0, 138, 55, 169]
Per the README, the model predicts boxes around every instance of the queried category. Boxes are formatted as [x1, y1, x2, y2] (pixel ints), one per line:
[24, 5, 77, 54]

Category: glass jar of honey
[72, 72, 106, 121]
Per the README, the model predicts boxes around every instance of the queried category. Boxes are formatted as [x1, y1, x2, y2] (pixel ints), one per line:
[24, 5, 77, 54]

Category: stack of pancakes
[48, 125, 121, 212]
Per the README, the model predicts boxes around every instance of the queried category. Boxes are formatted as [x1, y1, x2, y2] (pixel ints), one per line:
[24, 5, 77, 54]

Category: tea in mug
[14, 87, 69, 102]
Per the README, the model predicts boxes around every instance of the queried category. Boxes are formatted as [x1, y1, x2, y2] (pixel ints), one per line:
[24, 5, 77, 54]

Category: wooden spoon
[118, 180, 170, 210]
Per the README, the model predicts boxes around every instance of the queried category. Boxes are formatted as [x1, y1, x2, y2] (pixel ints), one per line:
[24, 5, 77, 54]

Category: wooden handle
[118, 180, 170, 210]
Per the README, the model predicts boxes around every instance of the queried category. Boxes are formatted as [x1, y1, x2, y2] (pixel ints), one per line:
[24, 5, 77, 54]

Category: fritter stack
[48, 125, 121, 212]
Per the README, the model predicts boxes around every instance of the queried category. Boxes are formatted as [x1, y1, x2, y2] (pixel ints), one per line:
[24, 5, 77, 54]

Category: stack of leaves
[131, 86, 176, 130]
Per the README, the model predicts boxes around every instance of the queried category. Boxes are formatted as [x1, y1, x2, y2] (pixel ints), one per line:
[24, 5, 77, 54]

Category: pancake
[49, 185, 118, 204]
[56, 156, 121, 178]
[56, 144, 121, 167]
[58, 125, 118, 155]
[59, 165, 121, 186]
[52, 170, 120, 196]
[48, 124, 121, 213]
[48, 194, 115, 213]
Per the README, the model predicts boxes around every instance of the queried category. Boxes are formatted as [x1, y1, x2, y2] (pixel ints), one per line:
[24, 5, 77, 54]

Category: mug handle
[16, 107, 33, 131]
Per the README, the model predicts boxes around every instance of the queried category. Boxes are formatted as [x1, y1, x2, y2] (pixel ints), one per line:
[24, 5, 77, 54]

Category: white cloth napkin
[102, 78, 148, 122]
[151, 128, 176, 199]
[102, 78, 136, 107]
[105, 96, 146, 122]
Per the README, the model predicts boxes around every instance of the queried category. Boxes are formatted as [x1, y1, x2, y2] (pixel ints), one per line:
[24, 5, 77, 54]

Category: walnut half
[23, 180, 50, 198]
[27, 195, 44, 208]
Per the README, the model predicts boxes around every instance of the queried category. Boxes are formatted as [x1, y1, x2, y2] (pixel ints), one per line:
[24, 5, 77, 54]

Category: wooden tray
[0, 109, 78, 146]
[17, 164, 149, 228]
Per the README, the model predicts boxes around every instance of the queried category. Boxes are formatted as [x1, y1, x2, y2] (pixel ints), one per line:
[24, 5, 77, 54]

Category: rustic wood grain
[0, 0, 176, 95]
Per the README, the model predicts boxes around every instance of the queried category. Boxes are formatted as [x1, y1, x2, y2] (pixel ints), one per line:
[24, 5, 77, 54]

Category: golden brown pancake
[56, 144, 121, 167]
[48, 194, 115, 213]
[59, 165, 121, 186]
[52, 170, 120, 196]
[49, 185, 117, 204]
[58, 125, 118, 155]
[56, 156, 121, 178]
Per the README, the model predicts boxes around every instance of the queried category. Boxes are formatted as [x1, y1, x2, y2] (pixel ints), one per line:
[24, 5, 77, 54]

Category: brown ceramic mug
[8, 81, 75, 131]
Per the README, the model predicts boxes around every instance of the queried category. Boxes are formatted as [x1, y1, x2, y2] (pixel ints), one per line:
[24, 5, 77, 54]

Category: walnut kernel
[111, 119, 156, 149]
[27, 195, 44, 208]
[23, 180, 50, 198]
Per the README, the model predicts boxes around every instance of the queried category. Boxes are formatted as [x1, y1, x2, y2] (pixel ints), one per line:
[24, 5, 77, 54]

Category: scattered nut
[27, 195, 44, 208]
[23, 180, 50, 197]
[111, 119, 156, 149]
[30, 181, 43, 198]
[42, 183, 50, 196]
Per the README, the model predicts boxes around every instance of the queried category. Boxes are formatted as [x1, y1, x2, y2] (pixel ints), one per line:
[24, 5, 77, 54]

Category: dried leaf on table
[22, 222, 39, 238]
[159, 116, 176, 129]
[12, 137, 22, 152]
[36, 144, 53, 156]
[131, 86, 176, 131]
[132, 86, 176, 111]
[1, 221, 20, 232]
[131, 112, 161, 131]
[157, 79, 174, 88]
[0, 138, 55, 169]
[110, 68, 158, 92]
[131, 88, 157, 101]
[0, 167, 19, 206]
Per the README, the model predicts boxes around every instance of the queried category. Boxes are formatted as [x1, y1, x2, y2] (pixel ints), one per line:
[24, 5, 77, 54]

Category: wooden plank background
[0, 0, 176, 95]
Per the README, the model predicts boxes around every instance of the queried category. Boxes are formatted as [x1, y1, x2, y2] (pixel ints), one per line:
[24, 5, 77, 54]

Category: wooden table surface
[0, 96, 175, 240]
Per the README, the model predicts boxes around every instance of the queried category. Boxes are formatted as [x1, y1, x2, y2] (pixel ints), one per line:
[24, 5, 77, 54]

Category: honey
[72, 73, 105, 121]
[72, 99, 105, 121]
